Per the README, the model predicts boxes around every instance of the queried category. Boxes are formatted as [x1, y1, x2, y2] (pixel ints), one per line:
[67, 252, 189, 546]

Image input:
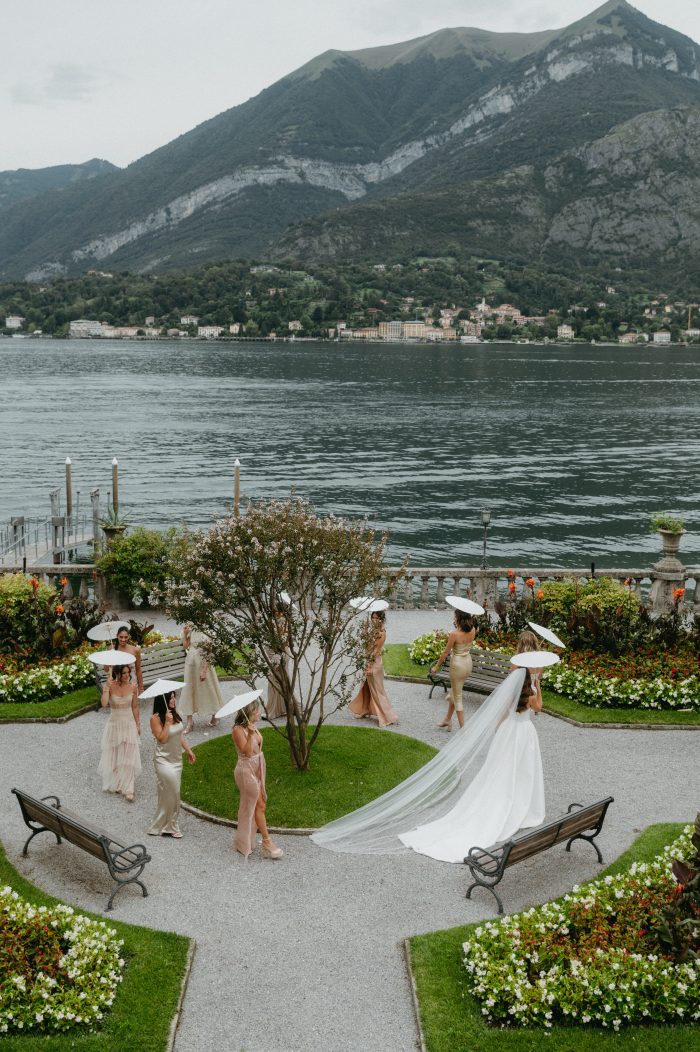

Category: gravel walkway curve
[1, 611, 697, 1052]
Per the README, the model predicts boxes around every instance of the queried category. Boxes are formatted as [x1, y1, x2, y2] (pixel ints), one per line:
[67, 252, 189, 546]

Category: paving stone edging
[384, 674, 700, 731]
[167, 938, 196, 1052]
[402, 939, 427, 1052]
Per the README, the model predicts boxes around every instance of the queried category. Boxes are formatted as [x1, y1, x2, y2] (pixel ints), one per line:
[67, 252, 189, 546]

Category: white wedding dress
[398, 707, 544, 863]
[311, 668, 545, 859]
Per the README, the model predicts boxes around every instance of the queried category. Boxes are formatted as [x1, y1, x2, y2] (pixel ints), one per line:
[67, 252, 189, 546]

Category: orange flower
[536, 589, 545, 601]
[673, 588, 685, 603]
[525, 577, 535, 588]
[506, 569, 515, 578]
[56, 604, 65, 614]
[29, 577, 40, 590]
[508, 582, 516, 594]
[60, 576, 68, 586]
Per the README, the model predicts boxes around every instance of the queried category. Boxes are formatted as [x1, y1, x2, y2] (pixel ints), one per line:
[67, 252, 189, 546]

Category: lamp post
[234, 459, 241, 517]
[65, 458, 73, 521]
[112, 458, 119, 514]
[480, 509, 492, 569]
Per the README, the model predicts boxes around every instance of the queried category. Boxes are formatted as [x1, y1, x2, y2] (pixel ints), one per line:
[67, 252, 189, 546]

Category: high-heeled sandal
[436, 721, 452, 731]
[261, 840, 284, 859]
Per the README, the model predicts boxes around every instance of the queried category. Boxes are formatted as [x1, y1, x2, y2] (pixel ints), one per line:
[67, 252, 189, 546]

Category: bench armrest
[464, 844, 506, 878]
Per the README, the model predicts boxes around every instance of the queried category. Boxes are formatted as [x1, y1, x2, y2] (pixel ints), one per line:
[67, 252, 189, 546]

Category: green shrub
[96, 527, 190, 605]
[537, 577, 648, 655]
[649, 512, 684, 534]
[0, 575, 64, 663]
[408, 630, 448, 665]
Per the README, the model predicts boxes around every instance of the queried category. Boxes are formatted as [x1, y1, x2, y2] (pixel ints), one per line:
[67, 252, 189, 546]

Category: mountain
[0, 159, 117, 215]
[1, 2, 700, 282]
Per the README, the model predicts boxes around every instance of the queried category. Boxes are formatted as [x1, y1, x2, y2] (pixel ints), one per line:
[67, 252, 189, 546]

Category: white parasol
[528, 621, 566, 649]
[445, 595, 486, 616]
[349, 597, 389, 612]
[87, 621, 130, 642]
[88, 649, 136, 667]
[215, 688, 263, 720]
[511, 650, 560, 669]
[138, 679, 185, 700]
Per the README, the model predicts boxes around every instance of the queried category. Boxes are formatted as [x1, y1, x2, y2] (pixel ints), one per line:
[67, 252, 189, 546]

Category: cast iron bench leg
[465, 875, 504, 915]
[106, 875, 149, 912]
[22, 826, 61, 856]
[566, 831, 603, 864]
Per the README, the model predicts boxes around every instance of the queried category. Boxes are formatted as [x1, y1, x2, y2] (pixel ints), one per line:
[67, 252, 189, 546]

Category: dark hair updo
[516, 670, 533, 712]
[454, 609, 474, 633]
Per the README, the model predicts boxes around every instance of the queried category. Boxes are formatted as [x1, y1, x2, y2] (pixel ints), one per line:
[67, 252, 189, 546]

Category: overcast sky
[2, 0, 699, 171]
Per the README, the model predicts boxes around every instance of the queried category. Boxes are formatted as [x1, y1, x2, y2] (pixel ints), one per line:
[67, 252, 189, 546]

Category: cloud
[11, 64, 116, 107]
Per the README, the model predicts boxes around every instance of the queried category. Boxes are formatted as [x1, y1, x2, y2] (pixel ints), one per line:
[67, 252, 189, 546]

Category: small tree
[162, 499, 389, 770]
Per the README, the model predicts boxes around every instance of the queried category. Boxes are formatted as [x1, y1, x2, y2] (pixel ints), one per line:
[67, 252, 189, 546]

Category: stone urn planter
[101, 524, 128, 547]
[658, 528, 684, 559]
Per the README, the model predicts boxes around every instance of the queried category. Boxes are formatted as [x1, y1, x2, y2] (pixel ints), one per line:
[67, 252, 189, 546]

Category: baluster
[435, 576, 446, 608]
[79, 575, 89, 600]
[403, 575, 414, 609]
[419, 574, 429, 609]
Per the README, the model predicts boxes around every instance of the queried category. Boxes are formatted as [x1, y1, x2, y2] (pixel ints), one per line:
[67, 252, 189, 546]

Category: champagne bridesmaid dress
[234, 729, 267, 856]
[179, 630, 224, 720]
[449, 641, 473, 713]
[148, 722, 185, 836]
[98, 690, 141, 796]
[348, 630, 398, 728]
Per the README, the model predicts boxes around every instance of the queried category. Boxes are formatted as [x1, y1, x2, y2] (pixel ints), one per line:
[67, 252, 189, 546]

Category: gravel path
[1, 610, 697, 1052]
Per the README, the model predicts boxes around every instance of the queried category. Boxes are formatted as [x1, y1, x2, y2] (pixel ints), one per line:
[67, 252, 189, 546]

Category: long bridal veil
[311, 667, 526, 854]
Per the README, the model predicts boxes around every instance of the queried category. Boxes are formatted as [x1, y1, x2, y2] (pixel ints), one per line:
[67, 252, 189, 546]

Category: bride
[311, 663, 546, 862]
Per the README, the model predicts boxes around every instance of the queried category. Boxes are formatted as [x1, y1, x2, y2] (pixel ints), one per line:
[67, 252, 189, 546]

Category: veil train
[311, 668, 525, 855]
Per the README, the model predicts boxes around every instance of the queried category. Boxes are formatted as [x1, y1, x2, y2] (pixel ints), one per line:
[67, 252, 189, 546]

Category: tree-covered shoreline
[0, 256, 697, 343]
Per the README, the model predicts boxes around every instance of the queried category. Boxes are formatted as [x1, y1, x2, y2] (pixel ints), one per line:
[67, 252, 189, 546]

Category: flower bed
[463, 827, 699, 1032]
[0, 654, 94, 706]
[408, 630, 448, 665]
[543, 665, 700, 712]
[0, 886, 125, 1035]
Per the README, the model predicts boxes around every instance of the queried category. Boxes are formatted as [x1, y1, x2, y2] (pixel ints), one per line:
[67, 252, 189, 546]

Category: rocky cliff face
[1, 2, 700, 279]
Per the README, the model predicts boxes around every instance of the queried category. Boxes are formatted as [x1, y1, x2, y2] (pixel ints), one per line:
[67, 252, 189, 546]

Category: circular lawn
[182, 724, 436, 829]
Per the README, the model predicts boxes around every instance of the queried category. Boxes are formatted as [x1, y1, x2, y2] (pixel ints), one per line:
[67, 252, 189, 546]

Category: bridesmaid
[348, 610, 398, 728]
[114, 626, 143, 694]
[232, 701, 283, 859]
[180, 623, 225, 732]
[148, 692, 196, 838]
[99, 665, 141, 801]
[431, 609, 476, 730]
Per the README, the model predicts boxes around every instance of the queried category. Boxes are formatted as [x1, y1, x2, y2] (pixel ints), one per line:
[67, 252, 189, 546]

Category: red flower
[525, 577, 535, 588]
[30, 577, 40, 590]
[536, 589, 545, 601]
[60, 576, 68, 586]
[508, 582, 516, 594]
[506, 569, 515, 578]
[56, 604, 65, 614]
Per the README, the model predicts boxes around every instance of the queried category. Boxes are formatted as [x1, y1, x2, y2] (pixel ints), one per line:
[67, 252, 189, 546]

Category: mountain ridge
[1, 2, 699, 281]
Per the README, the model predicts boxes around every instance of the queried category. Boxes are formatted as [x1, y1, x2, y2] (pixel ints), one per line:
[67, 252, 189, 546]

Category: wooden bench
[94, 639, 187, 693]
[12, 788, 151, 911]
[427, 647, 513, 699]
[464, 797, 614, 914]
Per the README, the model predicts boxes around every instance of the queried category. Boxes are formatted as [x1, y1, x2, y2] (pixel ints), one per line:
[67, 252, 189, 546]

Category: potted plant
[99, 506, 129, 546]
[649, 512, 685, 559]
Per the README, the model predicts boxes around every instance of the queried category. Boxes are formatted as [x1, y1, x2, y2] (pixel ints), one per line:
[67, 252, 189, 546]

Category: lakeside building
[69, 319, 105, 337]
[5, 314, 25, 330]
[180, 314, 199, 326]
[557, 323, 575, 340]
[378, 320, 403, 339]
[197, 325, 225, 338]
[288, 320, 303, 332]
[653, 331, 672, 345]
[403, 321, 427, 339]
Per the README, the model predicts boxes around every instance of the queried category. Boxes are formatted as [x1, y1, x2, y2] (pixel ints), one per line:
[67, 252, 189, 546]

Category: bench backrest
[13, 790, 111, 863]
[94, 639, 187, 691]
[505, 798, 614, 868]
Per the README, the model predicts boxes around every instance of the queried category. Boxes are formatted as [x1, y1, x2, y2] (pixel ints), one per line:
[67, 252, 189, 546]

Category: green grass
[0, 685, 98, 722]
[408, 823, 693, 1052]
[383, 644, 700, 726]
[0, 838, 191, 1050]
[182, 724, 436, 828]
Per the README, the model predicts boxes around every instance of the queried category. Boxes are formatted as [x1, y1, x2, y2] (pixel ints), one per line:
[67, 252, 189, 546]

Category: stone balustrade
[2, 561, 698, 616]
[383, 566, 700, 613]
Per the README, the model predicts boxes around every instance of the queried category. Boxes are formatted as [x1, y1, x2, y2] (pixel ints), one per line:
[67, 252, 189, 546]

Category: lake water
[1, 337, 698, 567]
